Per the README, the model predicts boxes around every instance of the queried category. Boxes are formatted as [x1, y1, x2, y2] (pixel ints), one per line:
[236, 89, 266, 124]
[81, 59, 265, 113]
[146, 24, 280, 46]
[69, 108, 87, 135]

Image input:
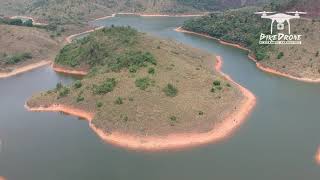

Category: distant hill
[1, 0, 271, 24]
[264, 0, 320, 18]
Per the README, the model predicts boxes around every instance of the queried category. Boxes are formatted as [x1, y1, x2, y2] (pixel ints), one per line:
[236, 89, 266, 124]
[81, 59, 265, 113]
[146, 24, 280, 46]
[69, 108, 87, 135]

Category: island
[0, 19, 60, 78]
[25, 26, 255, 150]
[181, 5, 320, 82]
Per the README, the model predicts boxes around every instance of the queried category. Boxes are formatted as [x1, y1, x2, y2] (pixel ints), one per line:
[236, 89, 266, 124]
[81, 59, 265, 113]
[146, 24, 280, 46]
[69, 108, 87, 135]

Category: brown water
[0, 16, 320, 180]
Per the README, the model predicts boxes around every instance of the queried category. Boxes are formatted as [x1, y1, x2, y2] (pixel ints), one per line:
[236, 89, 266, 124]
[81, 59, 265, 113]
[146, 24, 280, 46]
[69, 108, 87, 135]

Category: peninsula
[26, 26, 255, 150]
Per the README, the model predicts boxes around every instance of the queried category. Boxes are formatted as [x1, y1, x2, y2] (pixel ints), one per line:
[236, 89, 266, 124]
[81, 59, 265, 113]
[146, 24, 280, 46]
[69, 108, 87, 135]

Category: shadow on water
[0, 16, 319, 180]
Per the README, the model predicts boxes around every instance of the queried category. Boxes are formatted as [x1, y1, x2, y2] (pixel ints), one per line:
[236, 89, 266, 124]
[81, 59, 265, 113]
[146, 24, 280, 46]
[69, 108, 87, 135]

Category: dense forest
[182, 7, 271, 60]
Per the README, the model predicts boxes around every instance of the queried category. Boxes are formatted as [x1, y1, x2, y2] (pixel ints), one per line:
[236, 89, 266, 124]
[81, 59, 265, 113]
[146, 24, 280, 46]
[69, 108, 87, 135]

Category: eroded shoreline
[0, 61, 51, 79]
[175, 27, 320, 83]
[25, 56, 256, 151]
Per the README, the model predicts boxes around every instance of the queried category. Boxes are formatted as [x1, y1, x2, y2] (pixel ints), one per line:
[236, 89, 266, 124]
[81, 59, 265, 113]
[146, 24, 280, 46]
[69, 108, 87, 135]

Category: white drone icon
[255, 11, 307, 34]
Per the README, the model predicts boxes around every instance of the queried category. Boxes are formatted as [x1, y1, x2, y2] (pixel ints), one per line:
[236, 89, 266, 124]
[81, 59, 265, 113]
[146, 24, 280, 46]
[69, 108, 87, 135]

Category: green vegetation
[58, 87, 70, 98]
[2, 52, 32, 65]
[316, 51, 319, 57]
[114, 97, 124, 105]
[169, 115, 178, 126]
[211, 80, 224, 92]
[163, 84, 178, 97]
[135, 77, 152, 90]
[76, 95, 84, 102]
[213, 80, 221, 86]
[73, 80, 82, 89]
[148, 67, 155, 74]
[55, 27, 156, 71]
[96, 101, 103, 108]
[182, 7, 271, 60]
[277, 52, 284, 59]
[93, 78, 117, 94]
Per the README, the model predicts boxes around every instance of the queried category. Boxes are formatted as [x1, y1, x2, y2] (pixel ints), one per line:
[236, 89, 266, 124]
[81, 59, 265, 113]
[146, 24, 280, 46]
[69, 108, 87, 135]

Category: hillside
[0, 24, 60, 75]
[1, 0, 271, 24]
[26, 26, 246, 138]
[182, 7, 320, 80]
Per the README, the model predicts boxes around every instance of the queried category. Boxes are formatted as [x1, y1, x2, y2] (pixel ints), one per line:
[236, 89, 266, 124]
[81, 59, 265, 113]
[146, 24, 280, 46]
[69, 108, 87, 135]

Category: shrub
[93, 78, 116, 94]
[5, 52, 32, 64]
[56, 82, 63, 90]
[58, 87, 69, 97]
[198, 111, 204, 115]
[135, 77, 151, 90]
[226, 83, 231, 87]
[96, 101, 103, 108]
[76, 96, 84, 102]
[277, 52, 284, 59]
[73, 80, 82, 89]
[169, 116, 177, 126]
[255, 51, 267, 61]
[23, 19, 33, 27]
[213, 80, 221, 86]
[114, 97, 123, 105]
[163, 84, 178, 97]
[316, 51, 319, 57]
[8, 19, 23, 26]
[148, 67, 155, 74]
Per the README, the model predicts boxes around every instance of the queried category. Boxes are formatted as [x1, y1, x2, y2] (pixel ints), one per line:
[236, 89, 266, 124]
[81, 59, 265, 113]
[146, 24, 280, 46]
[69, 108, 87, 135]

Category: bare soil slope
[0, 24, 60, 73]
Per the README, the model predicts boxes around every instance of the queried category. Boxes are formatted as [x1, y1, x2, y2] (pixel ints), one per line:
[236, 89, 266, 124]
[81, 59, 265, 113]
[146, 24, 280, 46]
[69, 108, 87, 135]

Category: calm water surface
[1, 16, 320, 180]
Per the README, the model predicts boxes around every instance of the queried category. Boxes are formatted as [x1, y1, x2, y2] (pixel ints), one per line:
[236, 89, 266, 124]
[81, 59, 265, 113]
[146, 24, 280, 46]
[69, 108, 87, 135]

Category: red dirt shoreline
[25, 56, 256, 151]
[0, 176, 6, 180]
[316, 146, 320, 165]
[175, 27, 320, 83]
[52, 64, 88, 76]
[0, 61, 51, 79]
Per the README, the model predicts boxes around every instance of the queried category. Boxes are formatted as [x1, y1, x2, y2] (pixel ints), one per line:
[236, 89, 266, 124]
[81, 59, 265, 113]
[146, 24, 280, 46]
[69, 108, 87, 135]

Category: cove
[0, 16, 320, 179]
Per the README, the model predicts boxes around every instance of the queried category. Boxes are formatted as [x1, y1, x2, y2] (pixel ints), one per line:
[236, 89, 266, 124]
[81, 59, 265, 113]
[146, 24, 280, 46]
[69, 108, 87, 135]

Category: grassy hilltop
[183, 1, 320, 79]
[27, 26, 244, 136]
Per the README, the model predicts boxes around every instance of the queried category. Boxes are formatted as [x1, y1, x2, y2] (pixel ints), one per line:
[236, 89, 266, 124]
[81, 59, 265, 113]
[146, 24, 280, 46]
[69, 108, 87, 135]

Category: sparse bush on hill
[163, 84, 178, 97]
[93, 78, 117, 94]
[148, 67, 155, 74]
[96, 101, 103, 108]
[58, 87, 70, 98]
[73, 80, 82, 89]
[135, 77, 152, 90]
[114, 97, 123, 105]
[277, 52, 284, 59]
[4, 52, 32, 65]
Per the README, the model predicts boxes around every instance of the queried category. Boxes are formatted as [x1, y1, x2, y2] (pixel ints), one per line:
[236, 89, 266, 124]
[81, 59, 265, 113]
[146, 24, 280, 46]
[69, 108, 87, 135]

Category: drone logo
[255, 11, 306, 44]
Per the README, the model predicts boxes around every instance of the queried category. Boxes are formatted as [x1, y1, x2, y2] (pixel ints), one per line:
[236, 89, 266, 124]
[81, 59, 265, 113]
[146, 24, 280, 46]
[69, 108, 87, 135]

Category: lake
[0, 16, 320, 179]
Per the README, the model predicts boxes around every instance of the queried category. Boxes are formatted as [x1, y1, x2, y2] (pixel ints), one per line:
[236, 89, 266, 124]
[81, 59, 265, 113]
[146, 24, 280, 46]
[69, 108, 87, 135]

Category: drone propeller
[286, 11, 307, 15]
[254, 11, 275, 15]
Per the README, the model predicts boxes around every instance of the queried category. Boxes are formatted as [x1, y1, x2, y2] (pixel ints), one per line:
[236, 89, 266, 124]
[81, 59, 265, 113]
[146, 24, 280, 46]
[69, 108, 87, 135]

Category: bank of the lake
[175, 27, 320, 83]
